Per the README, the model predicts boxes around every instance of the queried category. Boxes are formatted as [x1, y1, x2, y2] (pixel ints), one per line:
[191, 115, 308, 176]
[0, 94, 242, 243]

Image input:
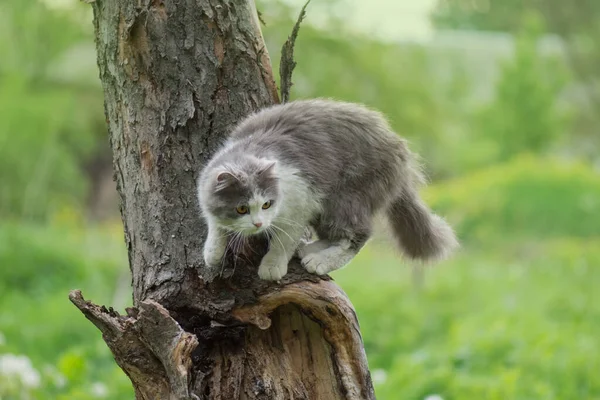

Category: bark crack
[70, 290, 200, 400]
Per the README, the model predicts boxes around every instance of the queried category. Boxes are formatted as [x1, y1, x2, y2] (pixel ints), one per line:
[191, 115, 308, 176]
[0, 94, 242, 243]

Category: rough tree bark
[70, 0, 375, 399]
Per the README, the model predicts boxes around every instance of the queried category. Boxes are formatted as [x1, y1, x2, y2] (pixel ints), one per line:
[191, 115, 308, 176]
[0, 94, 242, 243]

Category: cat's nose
[253, 222, 263, 228]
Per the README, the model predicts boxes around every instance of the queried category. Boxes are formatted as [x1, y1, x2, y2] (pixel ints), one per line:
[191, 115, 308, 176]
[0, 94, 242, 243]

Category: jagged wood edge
[279, 0, 310, 103]
[135, 300, 199, 400]
[69, 290, 198, 400]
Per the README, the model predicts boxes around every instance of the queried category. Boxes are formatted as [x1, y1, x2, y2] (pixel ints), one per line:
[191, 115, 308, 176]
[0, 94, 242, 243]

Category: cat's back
[230, 99, 398, 146]
[227, 99, 408, 189]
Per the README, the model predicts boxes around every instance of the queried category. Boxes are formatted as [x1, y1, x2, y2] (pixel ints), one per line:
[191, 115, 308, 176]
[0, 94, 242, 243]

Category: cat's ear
[258, 160, 277, 176]
[215, 170, 237, 190]
[216, 171, 235, 182]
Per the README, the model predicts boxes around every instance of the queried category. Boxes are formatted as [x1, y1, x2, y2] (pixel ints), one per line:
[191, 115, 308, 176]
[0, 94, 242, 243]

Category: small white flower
[0, 354, 41, 388]
[424, 395, 444, 400]
[371, 369, 388, 385]
[22, 368, 41, 388]
[91, 382, 109, 398]
[43, 365, 67, 388]
[54, 373, 67, 388]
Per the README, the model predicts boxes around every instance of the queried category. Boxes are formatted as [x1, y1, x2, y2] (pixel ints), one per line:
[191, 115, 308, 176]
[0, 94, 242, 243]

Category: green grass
[334, 239, 600, 399]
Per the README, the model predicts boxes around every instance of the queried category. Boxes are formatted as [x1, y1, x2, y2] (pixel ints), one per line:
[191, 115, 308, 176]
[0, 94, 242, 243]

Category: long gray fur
[197, 99, 458, 280]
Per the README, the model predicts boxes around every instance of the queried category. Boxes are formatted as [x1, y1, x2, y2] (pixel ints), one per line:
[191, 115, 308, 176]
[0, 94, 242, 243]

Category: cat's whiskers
[234, 232, 245, 255]
[270, 223, 295, 243]
[231, 232, 246, 272]
[216, 231, 236, 240]
[267, 227, 288, 261]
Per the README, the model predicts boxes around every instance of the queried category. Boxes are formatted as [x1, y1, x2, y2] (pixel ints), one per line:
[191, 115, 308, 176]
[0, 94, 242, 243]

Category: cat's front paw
[301, 252, 333, 275]
[257, 253, 288, 281]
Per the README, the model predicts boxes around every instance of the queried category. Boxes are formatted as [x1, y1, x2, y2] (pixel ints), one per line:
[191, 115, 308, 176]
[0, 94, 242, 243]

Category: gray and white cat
[197, 99, 458, 281]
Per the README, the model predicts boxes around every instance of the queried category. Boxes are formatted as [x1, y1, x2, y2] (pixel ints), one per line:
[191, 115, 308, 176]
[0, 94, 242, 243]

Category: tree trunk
[71, 0, 375, 399]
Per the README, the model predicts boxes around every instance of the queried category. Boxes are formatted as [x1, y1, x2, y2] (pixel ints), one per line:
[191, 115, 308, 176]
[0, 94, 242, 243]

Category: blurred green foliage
[474, 14, 569, 162]
[425, 156, 600, 243]
[433, 0, 600, 160]
[1, 0, 599, 399]
[0, 0, 104, 220]
[0, 220, 132, 399]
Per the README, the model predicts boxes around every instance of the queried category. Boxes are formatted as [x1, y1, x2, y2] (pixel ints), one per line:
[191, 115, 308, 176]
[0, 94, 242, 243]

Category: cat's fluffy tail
[386, 190, 458, 262]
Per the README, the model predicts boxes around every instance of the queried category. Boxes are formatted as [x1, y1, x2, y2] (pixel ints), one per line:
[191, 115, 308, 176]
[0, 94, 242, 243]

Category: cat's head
[199, 156, 281, 236]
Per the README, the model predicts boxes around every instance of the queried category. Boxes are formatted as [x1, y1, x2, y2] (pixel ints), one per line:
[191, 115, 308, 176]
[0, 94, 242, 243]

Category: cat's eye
[236, 205, 249, 214]
[262, 200, 272, 210]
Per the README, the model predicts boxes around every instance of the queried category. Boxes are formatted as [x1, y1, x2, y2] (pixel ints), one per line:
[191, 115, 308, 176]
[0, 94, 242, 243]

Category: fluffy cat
[197, 99, 458, 281]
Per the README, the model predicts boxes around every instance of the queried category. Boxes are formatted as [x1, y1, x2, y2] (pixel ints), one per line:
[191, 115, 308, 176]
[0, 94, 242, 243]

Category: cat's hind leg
[300, 239, 359, 275]
[300, 208, 372, 275]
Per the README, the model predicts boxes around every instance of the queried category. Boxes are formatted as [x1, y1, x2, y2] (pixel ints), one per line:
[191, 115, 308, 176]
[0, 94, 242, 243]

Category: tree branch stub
[280, 0, 311, 103]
